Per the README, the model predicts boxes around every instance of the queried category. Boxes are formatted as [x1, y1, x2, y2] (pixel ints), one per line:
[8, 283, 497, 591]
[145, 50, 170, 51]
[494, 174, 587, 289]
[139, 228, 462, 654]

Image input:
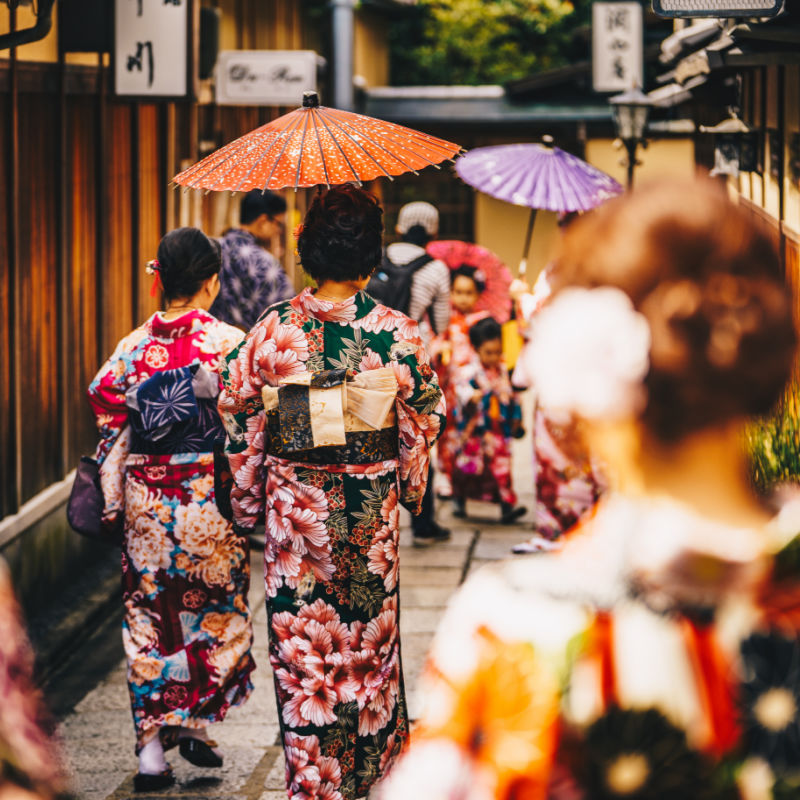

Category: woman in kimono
[88, 228, 254, 791]
[382, 179, 800, 800]
[219, 185, 444, 800]
[430, 265, 489, 499]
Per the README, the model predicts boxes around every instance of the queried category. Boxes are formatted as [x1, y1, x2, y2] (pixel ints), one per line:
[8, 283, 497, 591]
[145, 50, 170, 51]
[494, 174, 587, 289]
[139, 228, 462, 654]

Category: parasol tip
[541, 134, 554, 148]
[302, 91, 320, 108]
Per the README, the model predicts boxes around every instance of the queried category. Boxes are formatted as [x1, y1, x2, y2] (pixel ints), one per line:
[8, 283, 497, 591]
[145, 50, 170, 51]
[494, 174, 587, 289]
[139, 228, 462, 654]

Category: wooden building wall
[0, 1, 314, 522]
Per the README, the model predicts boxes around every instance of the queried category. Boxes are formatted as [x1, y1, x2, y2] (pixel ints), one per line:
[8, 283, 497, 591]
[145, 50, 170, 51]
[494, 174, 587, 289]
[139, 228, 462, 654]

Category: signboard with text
[114, 0, 190, 97]
[215, 51, 317, 106]
[592, 2, 643, 93]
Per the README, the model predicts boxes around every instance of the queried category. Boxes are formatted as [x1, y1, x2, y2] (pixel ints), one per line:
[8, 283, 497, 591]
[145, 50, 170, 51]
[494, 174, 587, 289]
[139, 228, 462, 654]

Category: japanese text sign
[592, 2, 643, 93]
[215, 51, 318, 106]
[115, 0, 189, 97]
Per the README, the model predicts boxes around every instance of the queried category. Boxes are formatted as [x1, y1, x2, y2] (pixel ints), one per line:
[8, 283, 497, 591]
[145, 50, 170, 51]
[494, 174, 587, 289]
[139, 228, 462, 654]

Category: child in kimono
[451, 316, 526, 524]
[430, 265, 490, 498]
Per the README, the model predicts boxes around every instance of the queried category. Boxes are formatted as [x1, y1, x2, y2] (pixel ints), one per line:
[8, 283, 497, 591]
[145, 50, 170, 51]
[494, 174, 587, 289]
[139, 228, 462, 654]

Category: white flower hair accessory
[527, 287, 651, 421]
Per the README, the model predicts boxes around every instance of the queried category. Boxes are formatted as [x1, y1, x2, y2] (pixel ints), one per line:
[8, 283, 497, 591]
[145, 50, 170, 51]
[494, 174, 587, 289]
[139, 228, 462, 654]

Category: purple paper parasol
[455, 142, 623, 212]
[455, 142, 623, 274]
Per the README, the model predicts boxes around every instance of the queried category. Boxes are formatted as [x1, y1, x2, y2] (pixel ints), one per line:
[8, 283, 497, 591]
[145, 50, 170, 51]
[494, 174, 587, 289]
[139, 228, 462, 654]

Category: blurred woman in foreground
[382, 179, 800, 799]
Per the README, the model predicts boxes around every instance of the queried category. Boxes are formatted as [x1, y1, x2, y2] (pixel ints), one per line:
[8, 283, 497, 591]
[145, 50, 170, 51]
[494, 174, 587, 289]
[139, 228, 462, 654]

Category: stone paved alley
[55, 426, 534, 800]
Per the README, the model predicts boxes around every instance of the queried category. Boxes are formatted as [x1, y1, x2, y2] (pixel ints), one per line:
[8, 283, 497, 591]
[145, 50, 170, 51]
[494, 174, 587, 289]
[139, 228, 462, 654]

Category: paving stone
[397, 566, 463, 587]
[399, 607, 447, 636]
[399, 585, 457, 608]
[398, 545, 470, 569]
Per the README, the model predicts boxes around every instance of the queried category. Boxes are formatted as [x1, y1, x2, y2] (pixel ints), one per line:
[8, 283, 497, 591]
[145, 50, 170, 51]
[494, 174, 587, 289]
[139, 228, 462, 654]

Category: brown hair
[552, 178, 796, 442]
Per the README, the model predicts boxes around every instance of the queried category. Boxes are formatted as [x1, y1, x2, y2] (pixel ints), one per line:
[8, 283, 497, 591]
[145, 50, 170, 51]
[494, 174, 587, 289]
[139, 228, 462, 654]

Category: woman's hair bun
[156, 227, 221, 303]
[297, 185, 383, 284]
[553, 178, 797, 442]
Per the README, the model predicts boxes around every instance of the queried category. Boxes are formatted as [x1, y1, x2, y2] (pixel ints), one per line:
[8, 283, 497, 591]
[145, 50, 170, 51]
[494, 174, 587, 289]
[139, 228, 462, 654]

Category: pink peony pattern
[220, 290, 442, 798]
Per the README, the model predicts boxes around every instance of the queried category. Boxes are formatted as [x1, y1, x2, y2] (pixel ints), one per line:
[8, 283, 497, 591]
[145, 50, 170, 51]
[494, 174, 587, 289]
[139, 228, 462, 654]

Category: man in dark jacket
[210, 189, 294, 330]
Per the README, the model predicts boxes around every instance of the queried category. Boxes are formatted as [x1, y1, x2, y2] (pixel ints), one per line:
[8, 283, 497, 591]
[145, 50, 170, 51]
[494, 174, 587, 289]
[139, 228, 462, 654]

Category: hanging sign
[592, 2, 643, 94]
[114, 0, 190, 97]
[215, 51, 318, 106]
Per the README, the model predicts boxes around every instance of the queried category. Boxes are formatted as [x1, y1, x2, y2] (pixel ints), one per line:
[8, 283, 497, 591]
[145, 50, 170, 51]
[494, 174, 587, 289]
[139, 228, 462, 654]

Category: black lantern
[609, 87, 653, 189]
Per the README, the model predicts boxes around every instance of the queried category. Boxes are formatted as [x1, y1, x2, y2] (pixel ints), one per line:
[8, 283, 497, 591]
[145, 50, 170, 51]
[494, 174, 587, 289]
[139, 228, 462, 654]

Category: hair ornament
[146, 259, 163, 297]
[293, 223, 304, 241]
[526, 287, 651, 422]
[473, 269, 487, 285]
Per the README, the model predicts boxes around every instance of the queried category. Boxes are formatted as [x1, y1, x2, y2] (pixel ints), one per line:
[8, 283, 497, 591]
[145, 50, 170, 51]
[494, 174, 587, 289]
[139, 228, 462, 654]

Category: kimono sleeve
[380, 569, 564, 800]
[87, 328, 145, 465]
[218, 329, 268, 530]
[391, 324, 446, 514]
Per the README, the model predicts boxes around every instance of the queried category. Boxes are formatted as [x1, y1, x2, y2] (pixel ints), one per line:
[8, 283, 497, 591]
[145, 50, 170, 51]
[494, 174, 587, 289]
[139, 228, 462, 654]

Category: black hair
[451, 264, 486, 294]
[156, 227, 221, 303]
[402, 223, 431, 248]
[469, 316, 502, 349]
[297, 185, 384, 283]
[240, 189, 287, 225]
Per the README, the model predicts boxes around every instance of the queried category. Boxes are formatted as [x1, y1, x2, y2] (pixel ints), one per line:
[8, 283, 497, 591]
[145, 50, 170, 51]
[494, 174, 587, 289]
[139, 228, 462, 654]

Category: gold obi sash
[261, 368, 400, 464]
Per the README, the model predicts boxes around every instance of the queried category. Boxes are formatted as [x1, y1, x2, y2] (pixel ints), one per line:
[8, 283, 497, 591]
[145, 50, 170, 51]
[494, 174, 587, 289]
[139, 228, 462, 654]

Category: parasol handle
[519, 207, 538, 276]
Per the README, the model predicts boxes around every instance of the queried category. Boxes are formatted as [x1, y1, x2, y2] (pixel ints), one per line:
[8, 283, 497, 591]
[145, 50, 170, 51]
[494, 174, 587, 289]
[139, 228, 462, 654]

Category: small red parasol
[426, 240, 514, 324]
[173, 91, 462, 192]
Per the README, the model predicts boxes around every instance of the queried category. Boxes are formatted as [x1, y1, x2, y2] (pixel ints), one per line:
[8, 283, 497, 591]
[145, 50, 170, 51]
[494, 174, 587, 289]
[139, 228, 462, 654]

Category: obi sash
[125, 364, 224, 454]
[262, 368, 399, 465]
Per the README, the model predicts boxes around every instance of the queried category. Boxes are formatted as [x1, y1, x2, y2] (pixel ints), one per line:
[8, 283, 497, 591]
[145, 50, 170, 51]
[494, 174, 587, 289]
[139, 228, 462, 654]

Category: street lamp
[610, 86, 653, 189]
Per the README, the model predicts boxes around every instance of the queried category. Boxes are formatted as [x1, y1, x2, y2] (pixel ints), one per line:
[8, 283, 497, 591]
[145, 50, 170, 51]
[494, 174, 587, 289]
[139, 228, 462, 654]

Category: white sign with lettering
[592, 2, 643, 93]
[215, 51, 318, 106]
[115, 0, 189, 97]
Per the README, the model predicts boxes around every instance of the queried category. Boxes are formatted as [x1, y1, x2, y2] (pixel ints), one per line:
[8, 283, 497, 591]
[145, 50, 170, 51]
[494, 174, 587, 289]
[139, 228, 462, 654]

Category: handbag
[66, 456, 122, 545]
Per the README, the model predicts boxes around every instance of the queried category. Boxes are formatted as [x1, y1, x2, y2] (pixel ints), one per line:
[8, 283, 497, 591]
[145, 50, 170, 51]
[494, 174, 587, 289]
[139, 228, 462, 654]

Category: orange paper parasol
[173, 92, 462, 192]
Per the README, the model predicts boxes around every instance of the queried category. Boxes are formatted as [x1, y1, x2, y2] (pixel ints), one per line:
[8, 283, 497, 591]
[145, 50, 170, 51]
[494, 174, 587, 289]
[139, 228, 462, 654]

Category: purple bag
[66, 457, 122, 545]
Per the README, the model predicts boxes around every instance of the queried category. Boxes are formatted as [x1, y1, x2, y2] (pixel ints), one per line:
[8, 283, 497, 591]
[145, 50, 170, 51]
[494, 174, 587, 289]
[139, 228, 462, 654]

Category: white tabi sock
[138, 736, 168, 775]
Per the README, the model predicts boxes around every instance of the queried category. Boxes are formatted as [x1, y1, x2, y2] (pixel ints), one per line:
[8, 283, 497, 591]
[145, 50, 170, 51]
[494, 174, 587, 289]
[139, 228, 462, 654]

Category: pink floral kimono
[219, 288, 445, 800]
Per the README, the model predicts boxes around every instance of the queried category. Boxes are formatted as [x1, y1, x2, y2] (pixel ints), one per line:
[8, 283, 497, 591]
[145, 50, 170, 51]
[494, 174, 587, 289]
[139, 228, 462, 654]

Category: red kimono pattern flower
[88, 310, 254, 750]
[220, 289, 443, 800]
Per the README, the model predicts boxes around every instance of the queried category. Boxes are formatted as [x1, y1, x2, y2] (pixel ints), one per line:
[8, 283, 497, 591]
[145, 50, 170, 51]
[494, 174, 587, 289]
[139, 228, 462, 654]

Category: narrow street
[51, 430, 534, 800]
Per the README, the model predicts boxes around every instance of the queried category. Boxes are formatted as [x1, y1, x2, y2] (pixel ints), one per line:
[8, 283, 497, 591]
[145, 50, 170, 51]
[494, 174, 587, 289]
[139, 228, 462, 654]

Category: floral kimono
[430, 309, 490, 489]
[0, 558, 66, 799]
[87, 310, 254, 750]
[219, 288, 444, 800]
[383, 495, 800, 800]
[451, 360, 522, 507]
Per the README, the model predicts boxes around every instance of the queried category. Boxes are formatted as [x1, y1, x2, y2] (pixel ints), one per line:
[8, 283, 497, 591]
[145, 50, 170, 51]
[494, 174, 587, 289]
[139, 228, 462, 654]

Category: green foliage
[389, 0, 591, 86]
[746, 374, 800, 494]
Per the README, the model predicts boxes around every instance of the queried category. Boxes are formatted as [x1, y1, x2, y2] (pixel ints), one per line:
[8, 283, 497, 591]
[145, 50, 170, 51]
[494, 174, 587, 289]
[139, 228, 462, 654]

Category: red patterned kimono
[430, 309, 489, 489]
[88, 310, 254, 750]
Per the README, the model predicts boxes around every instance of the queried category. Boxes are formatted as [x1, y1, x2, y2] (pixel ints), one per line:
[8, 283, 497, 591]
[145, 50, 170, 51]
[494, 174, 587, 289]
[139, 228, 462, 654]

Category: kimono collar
[149, 309, 214, 339]
[291, 288, 375, 324]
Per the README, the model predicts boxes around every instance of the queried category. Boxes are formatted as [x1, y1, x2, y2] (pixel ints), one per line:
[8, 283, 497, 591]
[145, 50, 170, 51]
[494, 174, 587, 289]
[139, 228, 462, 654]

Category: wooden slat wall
[17, 94, 60, 501]
[1, 1, 310, 518]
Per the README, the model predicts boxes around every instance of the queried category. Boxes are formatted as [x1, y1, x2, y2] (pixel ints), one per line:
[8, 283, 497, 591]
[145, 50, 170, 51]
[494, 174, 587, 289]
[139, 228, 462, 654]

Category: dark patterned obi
[262, 368, 400, 465]
[125, 363, 224, 456]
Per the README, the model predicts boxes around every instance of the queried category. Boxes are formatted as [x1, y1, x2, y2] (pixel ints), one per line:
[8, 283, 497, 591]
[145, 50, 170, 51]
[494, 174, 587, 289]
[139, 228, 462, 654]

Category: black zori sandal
[133, 768, 175, 792]
[179, 737, 224, 768]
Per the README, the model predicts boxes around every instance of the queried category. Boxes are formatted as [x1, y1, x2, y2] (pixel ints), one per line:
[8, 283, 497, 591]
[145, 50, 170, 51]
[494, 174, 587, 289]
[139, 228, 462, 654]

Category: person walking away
[510, 268, 605, 553]
[88, 228, 255, 791]
[450, 316, 526, 524]
[219, 185, 445, 800]
[210, 188, 294, 331]
[382, 178, 800, 800]
[382, 201, 451, 543]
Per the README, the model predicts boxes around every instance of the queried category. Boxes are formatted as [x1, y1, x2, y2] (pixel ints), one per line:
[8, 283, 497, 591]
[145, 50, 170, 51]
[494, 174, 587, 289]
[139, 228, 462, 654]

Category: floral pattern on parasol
[426, 240, 514, 324]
